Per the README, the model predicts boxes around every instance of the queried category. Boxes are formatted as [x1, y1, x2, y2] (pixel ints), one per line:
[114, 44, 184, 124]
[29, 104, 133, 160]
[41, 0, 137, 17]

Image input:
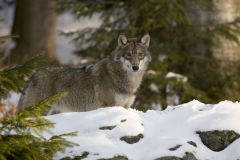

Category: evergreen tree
[0, 52, 48, 99]
[57, 0, 240, 110]
[0, 92, 79, 160]
[0, 35, 78, 160]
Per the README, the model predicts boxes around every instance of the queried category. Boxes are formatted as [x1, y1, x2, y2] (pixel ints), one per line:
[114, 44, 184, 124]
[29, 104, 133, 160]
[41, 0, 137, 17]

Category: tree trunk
[7, 0, 58, 66]
[187, 0, 240, 63]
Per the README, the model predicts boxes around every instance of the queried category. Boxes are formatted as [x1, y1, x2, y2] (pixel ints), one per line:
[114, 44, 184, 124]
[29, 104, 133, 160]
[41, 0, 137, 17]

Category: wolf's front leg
[123, 95, 136, 109]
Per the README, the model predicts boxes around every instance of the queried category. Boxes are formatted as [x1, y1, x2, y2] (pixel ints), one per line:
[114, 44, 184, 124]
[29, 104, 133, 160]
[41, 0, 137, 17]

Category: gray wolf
[17, 33, 151, 115]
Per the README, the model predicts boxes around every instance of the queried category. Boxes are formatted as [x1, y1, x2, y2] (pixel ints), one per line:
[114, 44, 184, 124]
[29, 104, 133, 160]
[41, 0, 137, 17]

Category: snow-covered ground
[37, 100, 240, 160]
[2, 92, 240, 159]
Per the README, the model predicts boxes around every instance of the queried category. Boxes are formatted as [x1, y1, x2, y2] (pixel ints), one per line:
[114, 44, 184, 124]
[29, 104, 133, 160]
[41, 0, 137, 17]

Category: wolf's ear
[118, 33, 127, 47]
[140, 33, 150, 48]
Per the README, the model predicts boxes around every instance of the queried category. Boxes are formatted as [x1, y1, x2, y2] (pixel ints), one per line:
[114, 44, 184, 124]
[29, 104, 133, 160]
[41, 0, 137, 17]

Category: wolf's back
[17, 67, 98, 115]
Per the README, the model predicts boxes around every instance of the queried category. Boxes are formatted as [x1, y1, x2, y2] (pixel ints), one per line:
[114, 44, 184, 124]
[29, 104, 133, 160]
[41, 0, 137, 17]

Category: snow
[148, 83, 159, 93]
[4, 92, 20, 108]
[33, 100, 240, 160]
[2, 90, 240, 159]
[3, 92, 240, 160]
[166, 72, 188, 83]
[3, 93, 240, 159]
[165, 72, 188, 106]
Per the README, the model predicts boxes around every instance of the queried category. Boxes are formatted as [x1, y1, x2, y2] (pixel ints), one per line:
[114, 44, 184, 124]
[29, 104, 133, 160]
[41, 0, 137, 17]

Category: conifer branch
[0, 35, 19, 44]
[0, 52, 50, 98]
[0, 92, 78, 159]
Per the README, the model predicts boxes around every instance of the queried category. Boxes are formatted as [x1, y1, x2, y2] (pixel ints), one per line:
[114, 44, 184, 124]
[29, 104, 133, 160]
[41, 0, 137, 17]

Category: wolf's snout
[132, 66, 139, 71]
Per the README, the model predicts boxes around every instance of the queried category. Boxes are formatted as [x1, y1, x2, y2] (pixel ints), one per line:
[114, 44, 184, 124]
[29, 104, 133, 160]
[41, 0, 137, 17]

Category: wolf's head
[114, 33, 151, 72]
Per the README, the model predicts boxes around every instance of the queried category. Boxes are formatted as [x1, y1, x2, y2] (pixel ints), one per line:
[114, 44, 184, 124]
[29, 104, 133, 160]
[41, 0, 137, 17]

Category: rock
[105, 155, 128, 160]
[99, 125, 116, 130]
[120, 119, 126, 122]
[155, 153, 197, 160]
[187, 141, 197, 148]
[197, 130, 240, 151]
[61, 151, 89, 160]
[182, 152, 197, 160]
[169, 145, 182, 151]
[120, 133, 144, 144]
[155, 156, 181, 160]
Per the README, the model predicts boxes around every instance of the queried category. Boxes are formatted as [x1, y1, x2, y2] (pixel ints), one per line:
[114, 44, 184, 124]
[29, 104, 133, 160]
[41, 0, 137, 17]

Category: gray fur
[17, 33, 151, 115]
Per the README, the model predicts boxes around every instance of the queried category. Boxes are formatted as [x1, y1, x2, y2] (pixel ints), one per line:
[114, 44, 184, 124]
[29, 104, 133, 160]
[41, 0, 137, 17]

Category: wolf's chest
[114, 93, 135, 108]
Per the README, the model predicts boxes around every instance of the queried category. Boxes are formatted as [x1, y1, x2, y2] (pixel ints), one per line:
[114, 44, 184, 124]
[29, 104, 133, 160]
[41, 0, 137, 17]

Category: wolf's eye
[125, 53, 132, 58]
[138, 53, 144, 59]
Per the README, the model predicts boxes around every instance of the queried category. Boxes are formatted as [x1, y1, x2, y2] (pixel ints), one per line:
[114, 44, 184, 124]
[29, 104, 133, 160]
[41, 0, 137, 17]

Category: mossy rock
[120, 133, 144, 144]
[169, 144, 182, 151]
[99, 155, 128, 160]
[187, 141, 197, 148]
[99, 125, 116, 130]
[155, 152, 197, 160]
[155, 156, 181, 160]
[182, 152, 197, 160]
[197, 130, 240, 151]
[61, 151, 89, 160]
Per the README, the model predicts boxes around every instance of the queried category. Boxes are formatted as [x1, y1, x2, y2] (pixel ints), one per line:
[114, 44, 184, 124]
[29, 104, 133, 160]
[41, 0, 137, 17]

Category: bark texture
[8, 0, 58, 65]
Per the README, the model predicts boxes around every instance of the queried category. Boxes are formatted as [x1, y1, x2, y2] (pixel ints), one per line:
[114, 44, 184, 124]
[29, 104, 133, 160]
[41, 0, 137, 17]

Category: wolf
[17, 33, 151, 115]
